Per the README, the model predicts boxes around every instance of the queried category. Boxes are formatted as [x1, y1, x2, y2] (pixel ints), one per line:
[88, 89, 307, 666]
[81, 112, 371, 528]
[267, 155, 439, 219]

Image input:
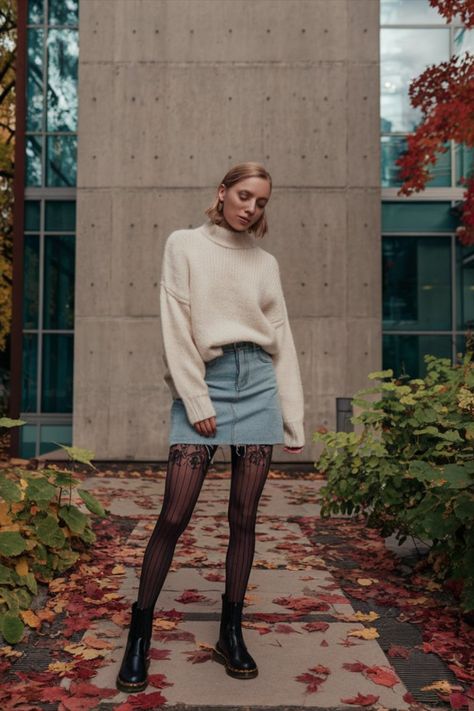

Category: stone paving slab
[90, 620, 410, 709]
[69, 472, 418, 709]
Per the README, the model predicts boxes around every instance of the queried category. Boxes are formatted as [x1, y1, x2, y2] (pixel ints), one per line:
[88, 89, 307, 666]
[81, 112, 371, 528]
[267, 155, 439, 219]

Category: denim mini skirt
[168, 341, 285, 447]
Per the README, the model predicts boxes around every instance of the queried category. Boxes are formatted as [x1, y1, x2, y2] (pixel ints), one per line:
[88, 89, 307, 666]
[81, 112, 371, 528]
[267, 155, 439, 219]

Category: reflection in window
[455, 143, 474, 185]
[40, 425, 73, 455]
[46, 134, 77, 186]
[456, 244, 474, 331]
[47, 29, 78, 132]
[45, 201, 76, 231]
[23, 235, 40, 330]
[43, 235, 75, 330]
[25, 136, 42, 186]
[22, 334, 38, 412]
[27, 0, 44, 25]
[26, 28, 44, 131]
[381, 28, 449, 133]
[454, 27, 474, 54]
[383, 334, 452, 379]
[41, 334, 74, 413]
[381, 0, 446, 25]
[383, 236, 451, 331]
[48, 0, 79, 26]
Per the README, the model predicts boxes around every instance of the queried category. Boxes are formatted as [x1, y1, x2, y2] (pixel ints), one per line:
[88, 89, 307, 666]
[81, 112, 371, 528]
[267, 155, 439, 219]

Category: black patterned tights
[136, 443, 273, 610]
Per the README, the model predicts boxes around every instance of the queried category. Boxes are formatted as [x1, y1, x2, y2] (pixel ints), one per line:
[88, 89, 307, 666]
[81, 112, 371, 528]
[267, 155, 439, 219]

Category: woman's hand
[283, 445, 304, 454]
[194, 416, 217, 437]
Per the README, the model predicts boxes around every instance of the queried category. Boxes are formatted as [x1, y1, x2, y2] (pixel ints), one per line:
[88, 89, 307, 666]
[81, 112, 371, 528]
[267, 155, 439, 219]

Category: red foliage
[429, 0, 474, 27]
[395, 31, 474, 245]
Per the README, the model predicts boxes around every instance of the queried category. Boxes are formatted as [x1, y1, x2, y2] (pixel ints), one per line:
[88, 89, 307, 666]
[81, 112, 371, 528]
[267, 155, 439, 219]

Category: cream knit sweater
[160, 219, 305, 447]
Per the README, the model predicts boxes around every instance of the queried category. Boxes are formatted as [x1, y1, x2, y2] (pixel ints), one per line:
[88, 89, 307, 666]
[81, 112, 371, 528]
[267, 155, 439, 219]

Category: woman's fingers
[194, 416, 217, 437]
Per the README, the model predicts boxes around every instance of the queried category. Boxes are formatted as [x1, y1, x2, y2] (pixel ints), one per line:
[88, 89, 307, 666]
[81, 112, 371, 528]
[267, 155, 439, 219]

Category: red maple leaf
[387, 644, 411, 659]
[365, 665, 400, 688]
[295, 671, 327, 694]
[128, 690, 168, 708]
[147, 673, 173, 688]
[303, 621, 330, 633]
[340, 692, 380, 706]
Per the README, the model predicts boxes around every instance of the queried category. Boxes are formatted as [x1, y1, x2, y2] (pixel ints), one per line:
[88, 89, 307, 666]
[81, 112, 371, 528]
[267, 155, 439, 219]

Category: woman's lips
[238, 216, 250, 224]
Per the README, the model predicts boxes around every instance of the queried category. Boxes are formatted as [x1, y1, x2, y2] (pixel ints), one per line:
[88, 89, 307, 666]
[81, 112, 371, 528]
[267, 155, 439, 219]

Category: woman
[116, 162, 305, 693]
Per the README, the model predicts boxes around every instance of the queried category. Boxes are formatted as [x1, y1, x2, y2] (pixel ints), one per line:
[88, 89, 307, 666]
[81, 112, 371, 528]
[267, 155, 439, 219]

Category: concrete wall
[74, 0, 381, 461]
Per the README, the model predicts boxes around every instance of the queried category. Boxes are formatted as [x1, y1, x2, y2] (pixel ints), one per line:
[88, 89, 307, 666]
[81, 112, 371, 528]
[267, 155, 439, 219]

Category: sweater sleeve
[160, 234, 216, 424]
[271, 261, 305, 448]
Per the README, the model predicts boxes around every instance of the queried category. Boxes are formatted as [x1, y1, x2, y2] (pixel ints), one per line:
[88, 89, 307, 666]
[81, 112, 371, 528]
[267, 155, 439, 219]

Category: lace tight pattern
[136, 443, 273, 609]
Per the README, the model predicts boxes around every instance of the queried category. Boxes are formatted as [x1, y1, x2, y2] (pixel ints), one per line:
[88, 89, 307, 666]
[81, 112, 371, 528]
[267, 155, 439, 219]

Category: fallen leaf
[303, 621, 330, 633]
[387, 644, 411, 659]
[20, 609, 41, 629]
[347, 627, 379, 640]
[341, 692, 380, 706]
[365, 665, 400, 688]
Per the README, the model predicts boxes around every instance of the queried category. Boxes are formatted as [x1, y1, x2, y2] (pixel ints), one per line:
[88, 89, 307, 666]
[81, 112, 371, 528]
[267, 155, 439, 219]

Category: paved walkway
[3, 461, 470, 710]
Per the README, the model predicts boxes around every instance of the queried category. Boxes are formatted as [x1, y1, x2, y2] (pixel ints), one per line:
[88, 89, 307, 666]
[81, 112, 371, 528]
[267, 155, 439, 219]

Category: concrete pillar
[74, 0, 381, 460]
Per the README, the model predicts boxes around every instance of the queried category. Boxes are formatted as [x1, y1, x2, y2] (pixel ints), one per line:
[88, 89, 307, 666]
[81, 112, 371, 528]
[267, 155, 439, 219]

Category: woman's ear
[218, 184, 226, 202]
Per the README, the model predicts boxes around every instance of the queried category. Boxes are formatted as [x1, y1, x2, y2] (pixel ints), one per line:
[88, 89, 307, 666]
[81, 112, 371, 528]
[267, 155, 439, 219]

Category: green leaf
[0, 563, 13, 584]
[0, 587, 20, 612]
[49, 470, 80, 488]
[0, 417, 27, 429]
[35, 515, 66, 548]
[54, 444, 97, 469]
[0, 476, 22, 503]
[368, 369, 394, 380]
[18, 572, 37, 595]
[0, 531, 27, 556]
[77, 489, 106, 517]
[15, 588, 32, 610]
[1, 612, 25, 644]
[26, 477, 57, 503]
[58, 505, 87, 534]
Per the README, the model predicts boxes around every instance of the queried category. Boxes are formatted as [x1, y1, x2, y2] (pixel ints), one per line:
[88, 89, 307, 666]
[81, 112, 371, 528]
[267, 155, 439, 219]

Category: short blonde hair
[205, 162, 272, 239]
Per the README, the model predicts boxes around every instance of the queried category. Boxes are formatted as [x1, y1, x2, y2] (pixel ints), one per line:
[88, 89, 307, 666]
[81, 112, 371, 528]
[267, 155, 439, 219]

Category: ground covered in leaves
[0, 463, 473, 710]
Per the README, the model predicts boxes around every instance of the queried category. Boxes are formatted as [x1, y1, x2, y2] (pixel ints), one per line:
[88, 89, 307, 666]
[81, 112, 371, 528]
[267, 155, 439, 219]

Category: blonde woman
[117, 162, 305, 693]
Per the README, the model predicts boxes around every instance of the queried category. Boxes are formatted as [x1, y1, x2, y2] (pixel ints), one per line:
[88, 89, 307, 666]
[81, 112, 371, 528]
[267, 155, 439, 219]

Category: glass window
[381, 0, 446, 25]
[43, 235, 75, 330]
[46, 29, 78, 132]
[23, 235, 40, 330]
[24, 201, 40, 231]
[22, 334, 38, 412]
[45, 201, 76, 231]
[383, 236, 452, 331]
[20, 424, 38, 459]
[39, 424, 72, 456]
[48, 0, 79, 26]
[456, 243, 474, 331]
[381, 28, 449, 132]
[457, 334, 474, 358]
[26, 28, 44, 132]
[383, 334, 453, 379]
[382, 202, 458, 232]
[41, 334, 74, 412]
[454, 27, 474, 54]
[46, 134, 77, 187]
[455, 143, 474, 186]
[381, 137, 451, 188]
[25, 136, 42, 187]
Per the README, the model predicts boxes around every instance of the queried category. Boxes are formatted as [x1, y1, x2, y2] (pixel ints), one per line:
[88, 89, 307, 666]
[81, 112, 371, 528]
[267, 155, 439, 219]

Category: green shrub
[0, 421, 106, 644]
[313, 351, 474, 612]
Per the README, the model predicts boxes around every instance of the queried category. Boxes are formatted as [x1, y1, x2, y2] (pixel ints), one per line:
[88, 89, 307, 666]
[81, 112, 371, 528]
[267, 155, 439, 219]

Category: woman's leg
[136, 443, 217, 610]
[225, 444, 273, 602]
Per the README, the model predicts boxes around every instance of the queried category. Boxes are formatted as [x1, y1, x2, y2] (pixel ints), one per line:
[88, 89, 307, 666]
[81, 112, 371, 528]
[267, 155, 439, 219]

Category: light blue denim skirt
[169, 341, 285, 447]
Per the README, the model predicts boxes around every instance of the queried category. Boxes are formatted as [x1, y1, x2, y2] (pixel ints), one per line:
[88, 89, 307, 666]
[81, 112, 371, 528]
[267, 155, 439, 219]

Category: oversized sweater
[160, 219, 305, 448]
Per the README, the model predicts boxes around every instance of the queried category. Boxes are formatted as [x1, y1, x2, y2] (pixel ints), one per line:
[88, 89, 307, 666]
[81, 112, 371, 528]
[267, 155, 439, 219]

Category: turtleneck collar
[200, 220, 257, 250]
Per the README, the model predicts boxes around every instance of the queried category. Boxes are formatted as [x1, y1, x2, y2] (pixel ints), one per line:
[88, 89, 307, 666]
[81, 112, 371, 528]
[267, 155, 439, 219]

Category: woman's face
[218, 176, 271, 232]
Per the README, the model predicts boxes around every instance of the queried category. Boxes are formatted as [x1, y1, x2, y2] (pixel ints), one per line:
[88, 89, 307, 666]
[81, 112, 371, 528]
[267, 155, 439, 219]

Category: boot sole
[213, 643, 258, 679]
[115, 658, 150, 693]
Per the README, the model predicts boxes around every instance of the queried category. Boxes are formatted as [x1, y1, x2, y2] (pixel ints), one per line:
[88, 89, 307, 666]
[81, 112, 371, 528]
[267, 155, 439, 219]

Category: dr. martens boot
[116, 602, 154, 693]
[213, 592, 258, 679]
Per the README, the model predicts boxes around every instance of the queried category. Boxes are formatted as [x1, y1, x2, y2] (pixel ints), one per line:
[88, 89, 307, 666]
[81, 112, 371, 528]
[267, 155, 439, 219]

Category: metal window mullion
[37, 200, 45, 452]
[451, 230, 457, 363]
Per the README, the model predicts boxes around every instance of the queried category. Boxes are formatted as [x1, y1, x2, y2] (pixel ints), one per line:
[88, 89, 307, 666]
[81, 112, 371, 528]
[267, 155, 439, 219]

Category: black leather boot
[116, 602, 154, 693]
[213, 592, 258, 678]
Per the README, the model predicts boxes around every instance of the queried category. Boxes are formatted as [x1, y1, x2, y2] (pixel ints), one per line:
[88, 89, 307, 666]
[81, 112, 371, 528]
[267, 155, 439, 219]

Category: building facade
[11, 0, 472, 459]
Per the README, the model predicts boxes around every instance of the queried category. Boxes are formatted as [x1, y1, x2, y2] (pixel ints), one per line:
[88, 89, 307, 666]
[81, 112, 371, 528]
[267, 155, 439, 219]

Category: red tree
[396, 0, 474, 246]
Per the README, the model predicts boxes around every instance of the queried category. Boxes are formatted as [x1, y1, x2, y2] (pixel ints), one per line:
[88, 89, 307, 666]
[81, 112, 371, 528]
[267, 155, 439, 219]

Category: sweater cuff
[283, 420, 305, 448]
[182, 393, 216, 424]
